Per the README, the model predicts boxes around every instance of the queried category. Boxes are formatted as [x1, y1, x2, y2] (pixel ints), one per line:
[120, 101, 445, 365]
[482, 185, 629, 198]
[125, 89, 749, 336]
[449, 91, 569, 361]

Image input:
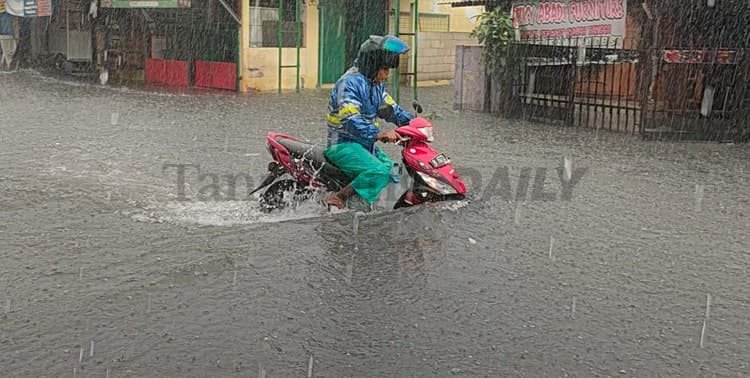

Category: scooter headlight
[418, 127, 434, 142]
[416, 171, 457, 195]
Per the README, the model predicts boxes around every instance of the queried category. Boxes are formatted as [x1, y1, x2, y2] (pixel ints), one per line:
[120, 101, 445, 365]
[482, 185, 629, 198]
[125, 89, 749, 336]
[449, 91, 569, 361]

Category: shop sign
[511, 0, 627, 48]
[662, 49, 741, 65]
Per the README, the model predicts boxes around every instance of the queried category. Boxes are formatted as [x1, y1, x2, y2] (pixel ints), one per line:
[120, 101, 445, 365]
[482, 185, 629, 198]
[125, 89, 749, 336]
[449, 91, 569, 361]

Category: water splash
[352, 211, 364, 235]
[133, 197, 333, 226]
[133, 189, 470, 227]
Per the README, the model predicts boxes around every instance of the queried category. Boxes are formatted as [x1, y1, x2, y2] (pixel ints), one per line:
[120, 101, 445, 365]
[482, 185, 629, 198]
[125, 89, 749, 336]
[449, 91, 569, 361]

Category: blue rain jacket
[326, 63, 414, 154]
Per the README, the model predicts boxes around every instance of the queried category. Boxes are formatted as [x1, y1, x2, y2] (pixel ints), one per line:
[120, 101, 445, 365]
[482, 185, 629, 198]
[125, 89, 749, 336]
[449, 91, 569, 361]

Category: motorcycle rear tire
[259, 179, 311, 213]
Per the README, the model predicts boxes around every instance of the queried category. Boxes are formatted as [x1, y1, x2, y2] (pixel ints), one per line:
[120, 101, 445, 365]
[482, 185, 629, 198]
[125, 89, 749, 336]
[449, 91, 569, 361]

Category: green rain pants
[324, 143, 394, 204]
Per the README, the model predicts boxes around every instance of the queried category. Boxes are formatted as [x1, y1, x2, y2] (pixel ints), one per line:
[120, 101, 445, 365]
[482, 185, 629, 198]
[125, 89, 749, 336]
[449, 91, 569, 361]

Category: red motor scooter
[249, 102, 467, 212]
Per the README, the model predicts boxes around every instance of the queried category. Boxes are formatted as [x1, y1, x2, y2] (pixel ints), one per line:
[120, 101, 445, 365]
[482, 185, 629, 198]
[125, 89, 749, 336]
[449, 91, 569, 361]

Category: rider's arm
[382, 92, 414, 126]
[337, 79, 380, 143]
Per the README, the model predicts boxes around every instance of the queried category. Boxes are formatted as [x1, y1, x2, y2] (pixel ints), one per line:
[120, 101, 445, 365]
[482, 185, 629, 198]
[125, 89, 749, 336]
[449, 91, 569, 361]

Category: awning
[439, 0, 510, 8]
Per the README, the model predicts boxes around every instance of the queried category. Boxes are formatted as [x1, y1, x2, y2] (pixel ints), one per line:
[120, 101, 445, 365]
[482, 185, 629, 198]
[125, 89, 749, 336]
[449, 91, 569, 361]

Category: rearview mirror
[412, 101, 423, 114]
[377, 104, 394, 119]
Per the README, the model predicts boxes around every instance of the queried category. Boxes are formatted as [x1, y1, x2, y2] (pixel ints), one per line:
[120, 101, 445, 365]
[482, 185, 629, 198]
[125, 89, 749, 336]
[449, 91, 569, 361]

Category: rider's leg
[324, 184, 354, 209]
[324, 143, 393, 207]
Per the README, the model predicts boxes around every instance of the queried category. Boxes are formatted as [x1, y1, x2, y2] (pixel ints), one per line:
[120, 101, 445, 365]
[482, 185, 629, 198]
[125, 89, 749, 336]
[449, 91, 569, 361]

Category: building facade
[238, 0, 486, 93]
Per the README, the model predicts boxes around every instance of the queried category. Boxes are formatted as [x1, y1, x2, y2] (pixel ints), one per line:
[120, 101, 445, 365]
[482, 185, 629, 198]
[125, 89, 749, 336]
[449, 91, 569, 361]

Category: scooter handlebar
[395, 136, 410, 146]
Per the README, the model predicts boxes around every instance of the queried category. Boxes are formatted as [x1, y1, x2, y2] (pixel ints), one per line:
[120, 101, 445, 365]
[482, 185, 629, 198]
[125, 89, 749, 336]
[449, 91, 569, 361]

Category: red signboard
[662, 50, 740, 65]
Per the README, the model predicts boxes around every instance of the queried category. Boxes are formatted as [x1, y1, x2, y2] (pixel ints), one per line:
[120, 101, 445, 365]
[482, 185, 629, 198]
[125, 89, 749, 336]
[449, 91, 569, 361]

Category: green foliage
[470, 8, 515, 74]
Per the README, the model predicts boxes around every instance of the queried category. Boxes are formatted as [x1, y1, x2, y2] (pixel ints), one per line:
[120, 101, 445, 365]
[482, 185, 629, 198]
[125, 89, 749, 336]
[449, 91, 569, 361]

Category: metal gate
[502, 38, 643, 134]
[639, 48, 750, 141]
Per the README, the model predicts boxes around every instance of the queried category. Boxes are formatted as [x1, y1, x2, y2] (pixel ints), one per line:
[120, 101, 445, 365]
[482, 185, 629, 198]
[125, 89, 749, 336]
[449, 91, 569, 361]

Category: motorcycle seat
[276, 138, 351, 186]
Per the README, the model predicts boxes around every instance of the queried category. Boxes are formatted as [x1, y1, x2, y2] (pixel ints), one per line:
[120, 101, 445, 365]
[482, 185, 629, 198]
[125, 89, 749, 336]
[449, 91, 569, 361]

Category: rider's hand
[377, 130, 400, 143]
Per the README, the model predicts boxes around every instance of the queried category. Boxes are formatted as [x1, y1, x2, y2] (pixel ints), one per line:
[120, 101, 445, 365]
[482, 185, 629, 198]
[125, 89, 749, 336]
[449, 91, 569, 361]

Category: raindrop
[90, 341, 95, 357]
[700, 293, 712, 348]
[468, 237, 477, 245]
[571, 296, 576, 319]
[562, 156, 573, 182]
[345, 254, 354, 284]
[307, 355, 314, 378]
[110, 112, 119, 126]
[233, 271, 238, 288]
[694, 184, 704, 212]
[514, 206, 522, 225]
[549, 236, 555, 261]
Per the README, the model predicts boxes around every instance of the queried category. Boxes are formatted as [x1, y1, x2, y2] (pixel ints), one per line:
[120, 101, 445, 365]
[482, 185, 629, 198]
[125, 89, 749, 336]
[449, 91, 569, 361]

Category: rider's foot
[324, 193, 346, 209]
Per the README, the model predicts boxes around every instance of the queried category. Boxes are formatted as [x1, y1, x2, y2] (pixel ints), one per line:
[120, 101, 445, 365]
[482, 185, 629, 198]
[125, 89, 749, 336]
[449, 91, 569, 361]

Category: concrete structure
[416, 31, 478, 85]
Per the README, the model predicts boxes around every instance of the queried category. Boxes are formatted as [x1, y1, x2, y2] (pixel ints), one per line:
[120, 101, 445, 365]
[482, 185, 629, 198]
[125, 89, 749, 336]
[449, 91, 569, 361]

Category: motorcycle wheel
[259, 179, 311, 213]
[393, 191, 414, 210]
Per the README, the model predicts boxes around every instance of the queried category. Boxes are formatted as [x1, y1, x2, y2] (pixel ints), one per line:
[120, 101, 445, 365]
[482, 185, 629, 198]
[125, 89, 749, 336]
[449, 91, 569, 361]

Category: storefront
[0, 0, 53, 70]
[98, 0, 239, 90]
[643, 0, 750, 139]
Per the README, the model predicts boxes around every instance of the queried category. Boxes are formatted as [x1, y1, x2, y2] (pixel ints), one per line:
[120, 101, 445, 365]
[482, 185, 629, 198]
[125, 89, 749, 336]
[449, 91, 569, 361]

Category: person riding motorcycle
[323, 35, 415, 209]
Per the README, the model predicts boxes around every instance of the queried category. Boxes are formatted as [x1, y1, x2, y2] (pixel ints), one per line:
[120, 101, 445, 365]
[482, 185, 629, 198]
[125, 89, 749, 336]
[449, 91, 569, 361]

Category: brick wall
[416, 31, 480, 82]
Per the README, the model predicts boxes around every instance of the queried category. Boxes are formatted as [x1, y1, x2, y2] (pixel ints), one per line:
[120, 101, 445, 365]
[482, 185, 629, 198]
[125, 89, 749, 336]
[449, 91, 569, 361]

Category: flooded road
[1, 70, 749, 377]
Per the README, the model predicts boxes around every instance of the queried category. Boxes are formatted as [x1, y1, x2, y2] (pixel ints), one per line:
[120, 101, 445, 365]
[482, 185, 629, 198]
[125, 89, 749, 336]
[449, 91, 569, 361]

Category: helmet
[356, 35, 410, 80]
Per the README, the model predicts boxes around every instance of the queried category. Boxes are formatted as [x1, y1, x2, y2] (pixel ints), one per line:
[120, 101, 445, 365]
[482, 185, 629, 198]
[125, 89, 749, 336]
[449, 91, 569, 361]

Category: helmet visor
[382, 36, 410, 54]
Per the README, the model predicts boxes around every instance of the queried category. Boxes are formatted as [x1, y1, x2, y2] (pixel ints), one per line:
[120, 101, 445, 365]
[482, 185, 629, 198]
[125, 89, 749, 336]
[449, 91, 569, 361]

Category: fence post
[567, 44, 576, 127]
[638, 48, 652, 137]
[454, 45, 464, 111]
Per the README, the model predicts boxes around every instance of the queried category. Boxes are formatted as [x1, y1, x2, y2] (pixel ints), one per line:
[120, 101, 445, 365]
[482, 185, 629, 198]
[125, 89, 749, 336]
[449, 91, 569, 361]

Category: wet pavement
[1, 70, 749, 377]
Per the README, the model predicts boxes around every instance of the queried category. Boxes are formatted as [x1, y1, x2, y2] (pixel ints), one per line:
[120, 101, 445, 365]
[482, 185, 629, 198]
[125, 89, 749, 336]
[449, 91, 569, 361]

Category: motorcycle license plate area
[430, 153, 450, 168]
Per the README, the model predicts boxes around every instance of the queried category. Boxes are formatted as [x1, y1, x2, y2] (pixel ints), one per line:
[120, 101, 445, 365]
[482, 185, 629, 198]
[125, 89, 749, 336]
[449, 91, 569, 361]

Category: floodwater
[1, 70, 749, 377]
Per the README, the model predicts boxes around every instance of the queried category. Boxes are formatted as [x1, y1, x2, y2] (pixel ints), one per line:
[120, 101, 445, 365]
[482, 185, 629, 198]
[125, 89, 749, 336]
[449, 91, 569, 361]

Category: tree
[469, 7, 514, 75]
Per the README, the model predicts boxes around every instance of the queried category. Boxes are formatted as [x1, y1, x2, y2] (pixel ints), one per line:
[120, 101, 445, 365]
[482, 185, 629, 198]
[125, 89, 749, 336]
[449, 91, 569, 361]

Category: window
[249, 0, 306, 48]
[387, 12, 450, 33]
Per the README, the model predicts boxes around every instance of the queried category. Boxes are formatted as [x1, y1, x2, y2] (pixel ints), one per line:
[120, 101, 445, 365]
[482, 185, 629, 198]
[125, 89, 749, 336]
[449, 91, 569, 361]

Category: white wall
[416, 31, 479, 82]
